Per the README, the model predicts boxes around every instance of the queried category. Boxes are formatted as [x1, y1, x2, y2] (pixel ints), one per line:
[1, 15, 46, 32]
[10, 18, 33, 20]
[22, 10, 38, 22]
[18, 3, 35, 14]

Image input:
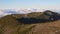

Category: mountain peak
[44, 10, 58, 15]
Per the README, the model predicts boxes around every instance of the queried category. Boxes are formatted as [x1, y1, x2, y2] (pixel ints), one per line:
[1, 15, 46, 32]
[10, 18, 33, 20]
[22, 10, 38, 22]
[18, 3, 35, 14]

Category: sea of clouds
[0, 9, 59, 17]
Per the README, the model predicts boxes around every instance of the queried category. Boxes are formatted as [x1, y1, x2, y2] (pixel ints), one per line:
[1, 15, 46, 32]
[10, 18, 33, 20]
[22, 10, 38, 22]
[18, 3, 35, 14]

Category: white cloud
[0, 10, 11, 17]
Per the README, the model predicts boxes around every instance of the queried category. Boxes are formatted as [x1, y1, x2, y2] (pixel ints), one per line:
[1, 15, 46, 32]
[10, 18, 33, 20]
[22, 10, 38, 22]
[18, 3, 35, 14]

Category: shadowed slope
[16, 10, 60, 24]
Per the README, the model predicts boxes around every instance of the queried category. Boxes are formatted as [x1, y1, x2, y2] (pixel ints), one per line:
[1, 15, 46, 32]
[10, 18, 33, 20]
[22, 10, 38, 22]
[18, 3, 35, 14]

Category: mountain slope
[0, 15, 19, 25]
[0, 10, 60, 34]
[0, 15, 60, 34]
[0, 15, 20, 34]
[0, 15, 37, 34]
[30, 20, 60, 34]
[12, 10, 60, 23]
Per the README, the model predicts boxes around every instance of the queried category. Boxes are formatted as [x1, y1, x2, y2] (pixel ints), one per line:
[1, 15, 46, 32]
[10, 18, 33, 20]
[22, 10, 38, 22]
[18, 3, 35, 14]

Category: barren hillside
[0, 10, 60, 34]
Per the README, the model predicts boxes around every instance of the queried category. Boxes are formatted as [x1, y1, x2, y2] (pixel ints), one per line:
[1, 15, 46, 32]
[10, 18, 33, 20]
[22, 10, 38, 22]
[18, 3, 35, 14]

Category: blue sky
[0, 0, 60, 10]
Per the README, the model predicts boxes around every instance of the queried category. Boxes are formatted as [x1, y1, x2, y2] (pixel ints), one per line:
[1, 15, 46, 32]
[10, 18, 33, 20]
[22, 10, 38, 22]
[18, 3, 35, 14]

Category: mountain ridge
[0, 10, 60, 34]
[0, 9, 60, 17]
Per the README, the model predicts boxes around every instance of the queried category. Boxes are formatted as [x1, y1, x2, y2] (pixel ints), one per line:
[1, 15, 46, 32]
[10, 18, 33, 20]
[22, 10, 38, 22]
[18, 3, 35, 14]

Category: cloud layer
[0, 9, 59, 17]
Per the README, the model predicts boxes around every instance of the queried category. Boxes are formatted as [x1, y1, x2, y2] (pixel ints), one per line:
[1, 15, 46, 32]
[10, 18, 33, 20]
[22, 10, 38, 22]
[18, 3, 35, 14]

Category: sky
[0, 0, 60, 10]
